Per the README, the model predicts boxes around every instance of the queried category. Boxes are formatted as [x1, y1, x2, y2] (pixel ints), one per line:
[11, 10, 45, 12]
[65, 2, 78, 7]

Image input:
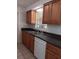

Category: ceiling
[17, 0, 39, 8]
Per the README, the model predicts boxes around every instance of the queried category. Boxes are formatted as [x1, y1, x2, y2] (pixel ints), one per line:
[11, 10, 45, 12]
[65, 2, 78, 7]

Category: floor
[17, 43, 36, 59]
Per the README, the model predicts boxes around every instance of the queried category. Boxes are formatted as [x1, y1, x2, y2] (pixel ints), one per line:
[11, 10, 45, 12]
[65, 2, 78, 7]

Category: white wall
[46, 25, 61, 35]
[17, 6, 27, 43]
[35, 25, 61, 35]
[25, 0, 61, 35]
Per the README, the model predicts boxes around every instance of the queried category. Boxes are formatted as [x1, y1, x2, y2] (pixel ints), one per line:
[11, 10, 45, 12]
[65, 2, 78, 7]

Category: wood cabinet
[22, 31, 34, 53]
[22, 31, 28, 47]
[51, 0, 61, 24]
[43, 1, 52, 24]
[45, 43, 61, 59]
[26, 10, 36, 24]
[43, 0, 61, 24]
[22, 31, 61, 59]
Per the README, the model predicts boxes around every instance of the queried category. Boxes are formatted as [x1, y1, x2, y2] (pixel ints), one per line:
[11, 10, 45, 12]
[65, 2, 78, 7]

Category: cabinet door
[47, 43, 61, 56]
[25, 32, 34, 53]
[46, 50, 59, 59]
[22, 31, 27, 46]
[43, 0, 61, 24]
[31, 10, 36, 24]
[22, 31, 34, 53]
[26, 10, 36, 24]
[43, 1, 52, 24]
[51, 0, 61, 24]
[26, 11, 31, 24]
[45, 43, 61, 59]
[29, 34, 34, 53]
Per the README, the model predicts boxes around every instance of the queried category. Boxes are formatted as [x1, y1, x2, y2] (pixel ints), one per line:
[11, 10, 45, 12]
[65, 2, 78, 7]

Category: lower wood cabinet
[45, 43, 61, 59]
[46, 50, 59, 59]
[22, 31, 61, 59]
[22, 31, 34, 53]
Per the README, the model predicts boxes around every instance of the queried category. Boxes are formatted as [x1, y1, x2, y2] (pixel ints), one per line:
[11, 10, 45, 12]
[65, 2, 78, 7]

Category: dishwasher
[34, 37, 46, 59]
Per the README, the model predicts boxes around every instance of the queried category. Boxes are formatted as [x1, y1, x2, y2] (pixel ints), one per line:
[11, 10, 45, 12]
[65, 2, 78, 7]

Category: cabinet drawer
[46, 43, 61, 56]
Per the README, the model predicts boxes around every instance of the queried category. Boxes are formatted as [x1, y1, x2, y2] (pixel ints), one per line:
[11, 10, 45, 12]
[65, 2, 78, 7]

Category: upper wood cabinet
[43, 0, 61, 24]
[43, 1, 52, 24]
[26, 10, 36, 24]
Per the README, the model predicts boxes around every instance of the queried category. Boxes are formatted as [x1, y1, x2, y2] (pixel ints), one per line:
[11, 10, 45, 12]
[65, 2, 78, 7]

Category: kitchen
[0, 0, 79, 59]
[17, 0, 61, 59]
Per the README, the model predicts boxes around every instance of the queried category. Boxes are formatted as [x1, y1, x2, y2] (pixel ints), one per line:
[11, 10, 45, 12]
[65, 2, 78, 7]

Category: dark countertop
[21, 28, 61, 48]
